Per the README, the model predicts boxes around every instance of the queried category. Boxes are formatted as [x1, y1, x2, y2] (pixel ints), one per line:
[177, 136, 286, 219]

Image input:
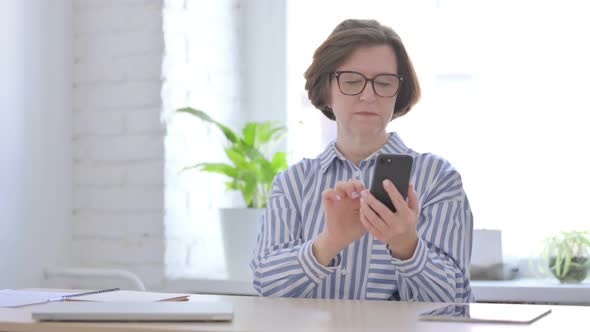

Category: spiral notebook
[1, 288, 120, 308]
[1, 289, 189, 308]
[68, 290, 190, 303]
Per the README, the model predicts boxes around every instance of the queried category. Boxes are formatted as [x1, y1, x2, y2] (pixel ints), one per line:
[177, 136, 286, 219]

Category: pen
[49, 288, 120, 302]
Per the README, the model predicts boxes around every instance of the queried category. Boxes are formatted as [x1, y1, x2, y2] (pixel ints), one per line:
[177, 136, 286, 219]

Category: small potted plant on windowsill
[176, 107, 288, 281]
[542, 230, 590, 283]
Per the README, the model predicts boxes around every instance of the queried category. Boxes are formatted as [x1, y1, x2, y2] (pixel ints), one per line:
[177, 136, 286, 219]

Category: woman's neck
[335, 132, 388, 166]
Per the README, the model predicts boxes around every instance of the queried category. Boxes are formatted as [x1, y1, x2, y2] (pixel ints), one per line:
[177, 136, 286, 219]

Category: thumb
[407, 184, 419, 213]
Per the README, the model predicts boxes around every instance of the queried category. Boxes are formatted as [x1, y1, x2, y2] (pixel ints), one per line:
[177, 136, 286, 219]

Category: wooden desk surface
[1, 293, 587, 332]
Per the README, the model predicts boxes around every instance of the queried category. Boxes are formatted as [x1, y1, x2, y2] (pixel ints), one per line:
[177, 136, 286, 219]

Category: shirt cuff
[389, 237, 428, 278]
[297, 240, 341, 283]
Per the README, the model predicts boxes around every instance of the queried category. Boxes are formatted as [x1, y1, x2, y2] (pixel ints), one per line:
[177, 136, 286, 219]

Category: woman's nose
[359, 82, 377, 102]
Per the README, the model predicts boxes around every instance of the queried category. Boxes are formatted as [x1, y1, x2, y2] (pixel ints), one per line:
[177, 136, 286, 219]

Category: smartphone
[369, 154, 413, 212]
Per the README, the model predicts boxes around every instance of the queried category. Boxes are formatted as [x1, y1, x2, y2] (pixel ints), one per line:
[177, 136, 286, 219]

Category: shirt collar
[318, 140, 344, 174]
[318, 132, 411, 174]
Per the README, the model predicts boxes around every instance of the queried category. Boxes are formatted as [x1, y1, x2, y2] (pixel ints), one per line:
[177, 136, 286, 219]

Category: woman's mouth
[355, 111, 378, 116]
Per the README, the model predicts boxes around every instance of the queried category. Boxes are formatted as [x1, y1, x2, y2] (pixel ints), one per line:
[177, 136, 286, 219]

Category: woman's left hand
[359, 180, 420, 260]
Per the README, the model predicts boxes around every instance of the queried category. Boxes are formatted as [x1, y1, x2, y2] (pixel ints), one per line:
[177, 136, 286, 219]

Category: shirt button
[340, 268, 347, 276]
[354, 171, 361, 179]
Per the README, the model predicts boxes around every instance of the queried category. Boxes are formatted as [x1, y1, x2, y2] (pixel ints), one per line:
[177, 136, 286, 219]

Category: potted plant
[176, 107, 288, 281]
[542, 230, 590, 283]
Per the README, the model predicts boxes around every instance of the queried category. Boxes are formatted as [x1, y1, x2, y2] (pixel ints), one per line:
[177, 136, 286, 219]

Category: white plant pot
[219, 208, 264, 281]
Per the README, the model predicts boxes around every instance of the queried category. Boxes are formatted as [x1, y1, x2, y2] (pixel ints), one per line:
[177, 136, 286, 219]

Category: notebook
[1, 289, 189, 308]
[68, 290, 190, 303]
[1, 288, 120, 308]
[418, 303, 552, 324]
[31, 301, 234, 322]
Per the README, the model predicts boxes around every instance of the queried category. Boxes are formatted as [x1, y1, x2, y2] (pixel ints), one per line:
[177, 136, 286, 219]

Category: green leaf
[258, 159, 276, 183]
[254, 122, 273, 146]
[176, 106, 289, 208]
[242, 123, 257, 147]
[554, 251, 563, 277]
[177, 108, 240, 144]
[183, 163, 238, 179]
[225, 181, 239, 191]
[255, 122, 287, 151]
[237, 170, 258, 207]
[265, 124, 288, 143]
[271, 152, 288, 174]
[562, 254, 572, 277]
[234, 144, 274, 184]
[237, 141, 268, 162]
[225, 147, 248, 169]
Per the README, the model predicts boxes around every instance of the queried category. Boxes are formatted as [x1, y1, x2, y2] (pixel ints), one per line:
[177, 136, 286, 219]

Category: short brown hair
[304, 19, 421, 120]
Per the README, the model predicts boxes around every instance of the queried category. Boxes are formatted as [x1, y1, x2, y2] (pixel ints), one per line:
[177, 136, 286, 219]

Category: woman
[250, 19, 474, 302]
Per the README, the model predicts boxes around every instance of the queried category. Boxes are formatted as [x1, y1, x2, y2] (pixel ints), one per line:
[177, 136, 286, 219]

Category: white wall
[0, 0, 287, 288]
[242, 0, 287, 124]
[0, 0, 72, 288]
[71, 0, 166, 290]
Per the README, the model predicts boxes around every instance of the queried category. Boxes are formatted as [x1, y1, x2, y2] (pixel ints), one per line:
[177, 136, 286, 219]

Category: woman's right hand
[312, 180, 367, 266]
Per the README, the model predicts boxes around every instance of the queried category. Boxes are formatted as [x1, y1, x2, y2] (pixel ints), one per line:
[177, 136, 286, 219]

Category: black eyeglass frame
[332, 71, 404, 98]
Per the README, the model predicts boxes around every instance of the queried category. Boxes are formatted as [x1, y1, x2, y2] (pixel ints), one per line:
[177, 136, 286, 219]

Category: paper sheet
[0, 289, 75, 308]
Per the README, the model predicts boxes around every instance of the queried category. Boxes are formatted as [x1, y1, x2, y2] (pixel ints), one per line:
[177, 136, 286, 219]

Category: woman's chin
[347, 125, 386, 138]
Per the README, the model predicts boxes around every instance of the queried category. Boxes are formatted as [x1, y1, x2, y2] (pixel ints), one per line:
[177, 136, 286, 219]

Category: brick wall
[71, 0, 247, 289]
[72, 0, 166, 289]
[70, 0, 281, 288]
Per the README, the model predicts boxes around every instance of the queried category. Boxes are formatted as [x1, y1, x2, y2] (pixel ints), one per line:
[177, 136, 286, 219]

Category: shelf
[471, 278, 590, 305]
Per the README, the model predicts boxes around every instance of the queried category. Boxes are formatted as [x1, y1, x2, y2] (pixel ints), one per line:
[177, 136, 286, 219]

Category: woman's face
[329, 45, 399, 138]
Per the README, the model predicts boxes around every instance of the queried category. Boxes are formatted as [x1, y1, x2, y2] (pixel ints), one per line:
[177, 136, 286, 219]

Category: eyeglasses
[333, 71, 403, 98]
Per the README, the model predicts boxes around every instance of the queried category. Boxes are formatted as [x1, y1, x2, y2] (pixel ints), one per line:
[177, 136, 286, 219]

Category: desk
[1, 293, 588, 332]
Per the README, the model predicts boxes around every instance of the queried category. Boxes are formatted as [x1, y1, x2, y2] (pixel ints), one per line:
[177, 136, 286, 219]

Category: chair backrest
[42, 267, 146, 291]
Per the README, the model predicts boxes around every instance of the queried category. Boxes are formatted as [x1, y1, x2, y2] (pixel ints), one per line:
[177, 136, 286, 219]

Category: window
[287, 0, 590, 267]
[165, 0, 590, 280]
[163, 0, 287, 280]
[163, 0, 245, 279]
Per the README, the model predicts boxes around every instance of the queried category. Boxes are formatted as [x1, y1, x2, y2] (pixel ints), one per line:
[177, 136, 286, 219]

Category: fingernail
[351, 192, 359, 199]
[360, 190, 368, 198]
[383, 179, 391, 187]
[335, 195, 342, 201]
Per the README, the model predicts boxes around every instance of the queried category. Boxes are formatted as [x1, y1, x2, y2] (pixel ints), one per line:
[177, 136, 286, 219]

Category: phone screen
[369, 154, 413, 212]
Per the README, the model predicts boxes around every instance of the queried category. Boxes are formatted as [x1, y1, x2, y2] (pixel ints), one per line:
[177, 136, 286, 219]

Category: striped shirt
[250, 132, 474, 302]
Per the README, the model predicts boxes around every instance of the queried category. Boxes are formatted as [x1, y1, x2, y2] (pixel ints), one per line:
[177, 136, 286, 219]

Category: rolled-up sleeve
[391, 167, 474, 303]
[250, 171, 340, 297]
